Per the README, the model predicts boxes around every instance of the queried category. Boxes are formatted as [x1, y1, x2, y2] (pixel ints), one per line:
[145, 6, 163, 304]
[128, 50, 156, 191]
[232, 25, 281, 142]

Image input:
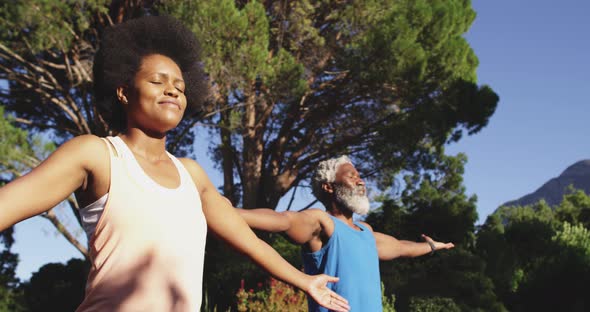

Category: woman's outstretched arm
[181, 158, 350, 312]
[0, 135, 105, 231]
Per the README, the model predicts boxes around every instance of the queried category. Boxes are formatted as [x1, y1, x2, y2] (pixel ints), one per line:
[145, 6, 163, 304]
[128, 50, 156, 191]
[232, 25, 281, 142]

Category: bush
[236, 278, 307, 312]
[382, 282, 397, 312]
[409, 296, 460, 312]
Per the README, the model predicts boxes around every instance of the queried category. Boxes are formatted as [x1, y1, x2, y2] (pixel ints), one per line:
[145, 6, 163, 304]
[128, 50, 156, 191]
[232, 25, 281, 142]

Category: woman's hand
[305, 274, 350, 312]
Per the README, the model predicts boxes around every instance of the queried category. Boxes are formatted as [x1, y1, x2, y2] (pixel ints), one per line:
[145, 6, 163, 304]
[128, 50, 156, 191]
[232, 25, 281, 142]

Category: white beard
[334, 184, 370, 216]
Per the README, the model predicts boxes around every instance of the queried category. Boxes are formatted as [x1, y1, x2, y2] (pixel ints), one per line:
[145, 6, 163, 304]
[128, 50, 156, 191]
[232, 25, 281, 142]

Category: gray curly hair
[311, 155, 352, 207]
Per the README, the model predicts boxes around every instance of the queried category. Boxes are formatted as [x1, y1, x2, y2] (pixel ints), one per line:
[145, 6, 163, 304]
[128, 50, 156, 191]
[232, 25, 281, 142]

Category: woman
[0, 16, 349, 312]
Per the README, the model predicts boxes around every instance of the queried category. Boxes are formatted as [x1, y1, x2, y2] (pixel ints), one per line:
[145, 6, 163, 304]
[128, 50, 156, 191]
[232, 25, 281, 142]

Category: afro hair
[93, 15, 208, 132]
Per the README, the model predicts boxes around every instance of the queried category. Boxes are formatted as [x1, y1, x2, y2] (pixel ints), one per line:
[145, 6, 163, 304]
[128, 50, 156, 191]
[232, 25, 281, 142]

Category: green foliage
[400, 153, 478, 246]
[0, 285, 25, 312]
[351, 0, 477, 84]
[21, 258, 88, 312]
[0, 227, 25, 312]
[368, 153, 479, 246]
[157, 0, 498, 209]
[202, 232, 302, 311]
[0, 107, 54, 176]
[0, 1, 500, 310]
[0, 0, 109, 52]
[270, 235, 303, 269]
[202, 239, 261, 311]
[555, 188, 590, 228]
[0, 0, 497, 245]
[0, 107, 34, 174]
[408, 296, 460, 312]
[161, 0, 306, 99]
[0, 0, 498, 206]
[368, 153, 505, 312]
[382, 282, 397, 312]
[478, 190, 590, 311]
[552, 221, 590, 259]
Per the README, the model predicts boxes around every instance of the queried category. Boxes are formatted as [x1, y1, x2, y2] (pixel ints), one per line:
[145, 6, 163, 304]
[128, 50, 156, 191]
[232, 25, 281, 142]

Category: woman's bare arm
[0, 135, 106, 231]
[181, 159, 349, 312]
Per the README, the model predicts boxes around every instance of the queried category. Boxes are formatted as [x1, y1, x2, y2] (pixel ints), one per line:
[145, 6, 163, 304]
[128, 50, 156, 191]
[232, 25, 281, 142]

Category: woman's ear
[116, 86, 129, 107]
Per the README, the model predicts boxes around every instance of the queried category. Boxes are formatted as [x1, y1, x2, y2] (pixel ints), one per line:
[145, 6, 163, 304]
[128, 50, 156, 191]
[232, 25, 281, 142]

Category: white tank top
[79, 193, 108, 241]
[76, 136, 207, 311]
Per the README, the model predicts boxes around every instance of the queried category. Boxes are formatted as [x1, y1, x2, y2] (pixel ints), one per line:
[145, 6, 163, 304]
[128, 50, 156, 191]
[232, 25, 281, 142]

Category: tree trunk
[241, 94, 264, 208]
[220, 104, 237, 205]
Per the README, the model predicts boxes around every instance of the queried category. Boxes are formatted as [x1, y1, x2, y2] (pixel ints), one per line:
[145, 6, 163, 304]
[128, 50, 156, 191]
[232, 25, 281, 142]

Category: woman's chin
[141, 123, 180, 136]
[156, 116, 183, 131]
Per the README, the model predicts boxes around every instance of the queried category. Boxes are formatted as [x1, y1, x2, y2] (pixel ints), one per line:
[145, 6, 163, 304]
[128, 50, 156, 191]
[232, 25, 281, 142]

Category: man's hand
[306, 274, 350, 312]
[421, 234, 455, 252]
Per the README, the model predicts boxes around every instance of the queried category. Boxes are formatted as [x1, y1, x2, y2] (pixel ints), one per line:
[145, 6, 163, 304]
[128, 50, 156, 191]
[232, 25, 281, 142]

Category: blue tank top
[302, 215, 382, 312]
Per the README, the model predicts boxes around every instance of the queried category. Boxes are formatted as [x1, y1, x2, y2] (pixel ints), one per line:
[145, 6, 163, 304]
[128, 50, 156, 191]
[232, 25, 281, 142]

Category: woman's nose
[164, 84, 179, 97]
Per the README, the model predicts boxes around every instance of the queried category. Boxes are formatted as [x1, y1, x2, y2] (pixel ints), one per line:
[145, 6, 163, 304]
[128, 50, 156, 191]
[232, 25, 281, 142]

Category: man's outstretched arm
[237, 208, 292, 232]
[373, 232, 454, 260]
[237, 208, 323, 245]
[358, 222, 454, 260]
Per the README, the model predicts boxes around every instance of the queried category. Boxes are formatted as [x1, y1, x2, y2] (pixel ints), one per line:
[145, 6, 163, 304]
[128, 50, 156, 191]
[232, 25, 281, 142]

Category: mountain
[502, 159, 590, 208]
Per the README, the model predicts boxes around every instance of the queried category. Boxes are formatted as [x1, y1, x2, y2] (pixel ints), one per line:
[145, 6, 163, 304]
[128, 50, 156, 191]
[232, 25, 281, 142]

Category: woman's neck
[120, 128, 168, 161]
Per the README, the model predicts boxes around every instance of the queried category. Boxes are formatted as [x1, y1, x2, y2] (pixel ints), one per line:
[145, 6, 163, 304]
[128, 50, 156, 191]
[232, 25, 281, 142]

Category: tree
[366, 154, 505, 312]
[1, 2, 497, 308]
[160, 0, 498, 209]
[408, 297, 460, 312]
[477, 191, 590, 311]
[476, 201, 556, 305]
[554, 188, 590, 228]
[1, 0, 496, 253]
[21, 258, 89, 312]
[0, 225, 25, 312]
[399, 153, 478, 246]
[0, 107, 86, 256]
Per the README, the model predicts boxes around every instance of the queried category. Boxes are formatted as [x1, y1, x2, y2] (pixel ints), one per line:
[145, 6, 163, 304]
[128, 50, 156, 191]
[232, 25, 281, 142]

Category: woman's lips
[158, 100, 181, 110]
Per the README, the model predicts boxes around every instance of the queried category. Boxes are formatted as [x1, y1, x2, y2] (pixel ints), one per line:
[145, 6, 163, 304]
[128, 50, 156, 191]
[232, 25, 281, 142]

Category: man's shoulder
[301, 208, 329, 217]
[299, 208, 333, 224]
[300, 208, 337, 238]
[357, 221, 374, 232]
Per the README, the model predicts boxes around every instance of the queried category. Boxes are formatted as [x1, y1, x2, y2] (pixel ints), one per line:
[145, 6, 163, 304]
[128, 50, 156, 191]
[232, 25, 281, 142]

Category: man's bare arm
[237, 208, 292, 232]
[373, 232, 455, 260]
[237, 208, 324, 245]
[358, 222, 454, 260]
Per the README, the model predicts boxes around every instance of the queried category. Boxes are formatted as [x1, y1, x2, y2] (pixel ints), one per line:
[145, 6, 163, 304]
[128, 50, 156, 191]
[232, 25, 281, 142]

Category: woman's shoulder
[177, 157, 202, 173]
[69, 134, 106, 146]
[176, 158, 208, 190]
[58, 134, 111, 166]
[64, 134, 109, 155]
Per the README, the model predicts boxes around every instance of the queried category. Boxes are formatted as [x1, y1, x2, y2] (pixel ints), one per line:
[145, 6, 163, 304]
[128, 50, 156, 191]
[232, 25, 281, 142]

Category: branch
[66, 195, 83, 229]
[298, 199, 319, 212]
[167, 117, 200, 154]
[285, 184, 298, 211]
[42, 208, 88, 258]
[0, 42, 90, 134]
[13, 117, 80, 135]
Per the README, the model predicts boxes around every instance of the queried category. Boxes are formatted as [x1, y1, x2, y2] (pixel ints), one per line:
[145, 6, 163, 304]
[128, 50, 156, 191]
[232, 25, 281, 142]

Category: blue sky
[10, 0, 590, 280]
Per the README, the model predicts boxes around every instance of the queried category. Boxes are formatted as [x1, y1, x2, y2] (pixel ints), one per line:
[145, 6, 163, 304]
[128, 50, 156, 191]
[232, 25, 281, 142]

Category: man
[238, 156, 454, 311]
